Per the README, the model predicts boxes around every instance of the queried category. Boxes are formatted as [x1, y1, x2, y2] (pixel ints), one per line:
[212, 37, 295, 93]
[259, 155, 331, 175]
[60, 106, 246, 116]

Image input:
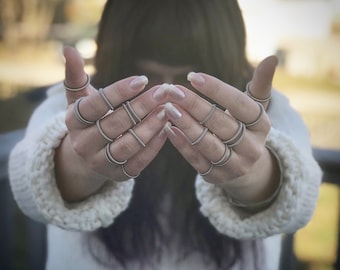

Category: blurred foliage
[0, 0, 105, 48]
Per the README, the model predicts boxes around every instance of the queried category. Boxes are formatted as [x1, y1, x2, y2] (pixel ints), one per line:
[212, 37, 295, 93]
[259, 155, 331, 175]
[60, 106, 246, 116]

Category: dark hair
[92, 0, 253, 89]
[90, 0, 262, 269]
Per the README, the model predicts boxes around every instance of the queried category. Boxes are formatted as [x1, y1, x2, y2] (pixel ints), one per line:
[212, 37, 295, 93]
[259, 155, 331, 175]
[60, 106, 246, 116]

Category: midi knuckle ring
[99, 88, 114, 111]
[244, 102, 264, 127]
[122, 101, 141, 125]
[245, 82, 271, 103]
[223, 121, 246, 148]
[121, 164, 140, 179]
[105, 143, 127, 165]
[96, 119, 113, 142]
[211, 145, 232, 167]
[128, 128, 146, 148]
[64, 74, 91, 92]
[74, 97, 95, 125]
[199, 163, 213, 176]
[191, 127, 209, 146]
[199, 104, 217, 125]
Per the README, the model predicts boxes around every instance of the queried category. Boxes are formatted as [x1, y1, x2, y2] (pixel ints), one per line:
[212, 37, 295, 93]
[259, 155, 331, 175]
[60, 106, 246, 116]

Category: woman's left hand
[161, 56, 280, 203]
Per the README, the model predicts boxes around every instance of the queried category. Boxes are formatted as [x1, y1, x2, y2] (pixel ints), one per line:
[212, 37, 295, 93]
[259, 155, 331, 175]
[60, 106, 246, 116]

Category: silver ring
[74, 98, 95, 125]
[122, 101, 141, 125]
[121, 165, 140, 179]
[245, 82, 271, 103]
[245, 102, 264, 127]
[96, 119, 113, 142]
[224, 122, 246, 148]
[199, 164, 213, 176]
[105, 143, 127, 165]
[211, 145, 232, 166]
[99, 88, 114, 111]
[64, 74, 90, 92]
[191, 127, 209, 146]
[199, 104, 216, 125]
[128, 129, 146, 148]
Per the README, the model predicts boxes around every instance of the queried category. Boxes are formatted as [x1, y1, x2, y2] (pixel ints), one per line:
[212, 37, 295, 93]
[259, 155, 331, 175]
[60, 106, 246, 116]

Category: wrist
[220, 146, 282, 212]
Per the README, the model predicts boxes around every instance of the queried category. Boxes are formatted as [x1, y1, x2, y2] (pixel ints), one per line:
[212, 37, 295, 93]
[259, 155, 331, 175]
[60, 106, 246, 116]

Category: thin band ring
[74, 98, 95, 125]
[223, 121, 244, 145]
[191, 127, 209, 146]
[121, 165, 140, 179]
[199, 104, 217, 125]
[245, 102, 264, 127]
[199, 164, 213, 176]
[211, 145, 232, 167]
[128, 129, 146, 148]
[99, 88, 114, 111]
[105, 143, 127, 165]
[122, 101, 141, 125]
[64, 74, 91, 92]
[245, 82, 271, 103]
[227, 122, 246, 148]
[96, 119, 113, 142]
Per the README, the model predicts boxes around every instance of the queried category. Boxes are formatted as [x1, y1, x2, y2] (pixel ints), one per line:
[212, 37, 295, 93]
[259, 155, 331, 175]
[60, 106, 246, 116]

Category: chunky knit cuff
[195, 127, 322, 239]
[9, 112, 134, 231]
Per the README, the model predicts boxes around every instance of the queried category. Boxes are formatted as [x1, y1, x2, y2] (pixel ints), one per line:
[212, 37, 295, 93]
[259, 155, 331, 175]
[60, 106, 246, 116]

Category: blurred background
[0, 0, 339, 269]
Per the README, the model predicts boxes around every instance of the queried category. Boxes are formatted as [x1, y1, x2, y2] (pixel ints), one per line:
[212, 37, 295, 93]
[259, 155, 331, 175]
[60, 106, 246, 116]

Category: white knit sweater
[9, 84, 322, 270]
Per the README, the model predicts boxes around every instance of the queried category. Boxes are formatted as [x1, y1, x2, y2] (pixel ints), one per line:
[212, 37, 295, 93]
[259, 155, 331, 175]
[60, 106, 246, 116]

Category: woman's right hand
[55, 47, 183, 201]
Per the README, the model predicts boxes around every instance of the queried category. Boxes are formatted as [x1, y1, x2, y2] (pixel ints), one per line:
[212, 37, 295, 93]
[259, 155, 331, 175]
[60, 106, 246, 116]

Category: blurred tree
[0, 0, 65, 47]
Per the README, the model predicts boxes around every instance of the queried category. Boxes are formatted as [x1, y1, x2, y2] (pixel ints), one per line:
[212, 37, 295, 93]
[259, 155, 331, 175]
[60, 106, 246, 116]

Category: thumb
[247, 55, 278, 110]
[63, 46, 93, 104]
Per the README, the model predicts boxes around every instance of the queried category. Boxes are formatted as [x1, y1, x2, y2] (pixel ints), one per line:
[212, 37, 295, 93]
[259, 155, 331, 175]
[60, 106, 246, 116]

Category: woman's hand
[56, 47, 184, 201]
[161, 56, 280, 204]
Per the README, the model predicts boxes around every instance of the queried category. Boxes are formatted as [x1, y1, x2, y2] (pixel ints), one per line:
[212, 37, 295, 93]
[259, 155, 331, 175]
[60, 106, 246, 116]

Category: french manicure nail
[153, 83, 169, 101]
[164, 102, 182, 119]
[168, 84, 185, 100]
[187, 72, 205, 86]
[130, 75, 148, 90]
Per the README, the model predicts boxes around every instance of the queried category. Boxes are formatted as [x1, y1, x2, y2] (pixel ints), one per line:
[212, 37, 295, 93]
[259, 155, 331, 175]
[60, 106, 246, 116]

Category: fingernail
[129, 75, 148, 90]
[153, 83, 169, 101]
[157, 109, 166, 120]
[169, 84, 185, 100]
[187, 72, 205, 86]
[164, 102, 182, 119]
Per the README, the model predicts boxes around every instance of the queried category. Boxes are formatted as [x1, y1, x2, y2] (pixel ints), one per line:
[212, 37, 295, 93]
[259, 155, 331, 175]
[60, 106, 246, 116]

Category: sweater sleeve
[195, 90, 322, 239]
[8, 84, 134, 231]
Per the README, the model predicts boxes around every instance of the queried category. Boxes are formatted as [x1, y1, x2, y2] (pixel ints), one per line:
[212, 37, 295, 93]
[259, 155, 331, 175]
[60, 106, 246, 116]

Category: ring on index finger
[122, 101, 141, 125]
[244, 102, 264, 128]
[74, 97, 95, 125]
[99, 88, 114, 111]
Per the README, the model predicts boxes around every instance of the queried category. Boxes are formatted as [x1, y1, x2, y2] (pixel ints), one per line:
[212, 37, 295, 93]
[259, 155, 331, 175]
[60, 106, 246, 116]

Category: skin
[56, 46, 279, 207]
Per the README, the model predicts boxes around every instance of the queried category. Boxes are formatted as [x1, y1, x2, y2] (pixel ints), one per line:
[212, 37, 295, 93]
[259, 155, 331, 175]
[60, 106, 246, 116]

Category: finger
[163, 102, 269, 181]
[164, 124, 257, 184]
[65, 76, 150, 130]
[247, 55, 278, 109]
[187, 72, 260, 125]
[63, 46, 95, 104]
[162, 102, 227, 163]
[102, 106, 168, 160]
[162, 125, 212, 176]
[94, 119, 168, 181]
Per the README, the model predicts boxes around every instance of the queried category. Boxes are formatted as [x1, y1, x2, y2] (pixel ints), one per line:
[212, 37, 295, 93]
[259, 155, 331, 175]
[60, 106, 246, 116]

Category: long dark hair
[90, 0, 262, 269]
